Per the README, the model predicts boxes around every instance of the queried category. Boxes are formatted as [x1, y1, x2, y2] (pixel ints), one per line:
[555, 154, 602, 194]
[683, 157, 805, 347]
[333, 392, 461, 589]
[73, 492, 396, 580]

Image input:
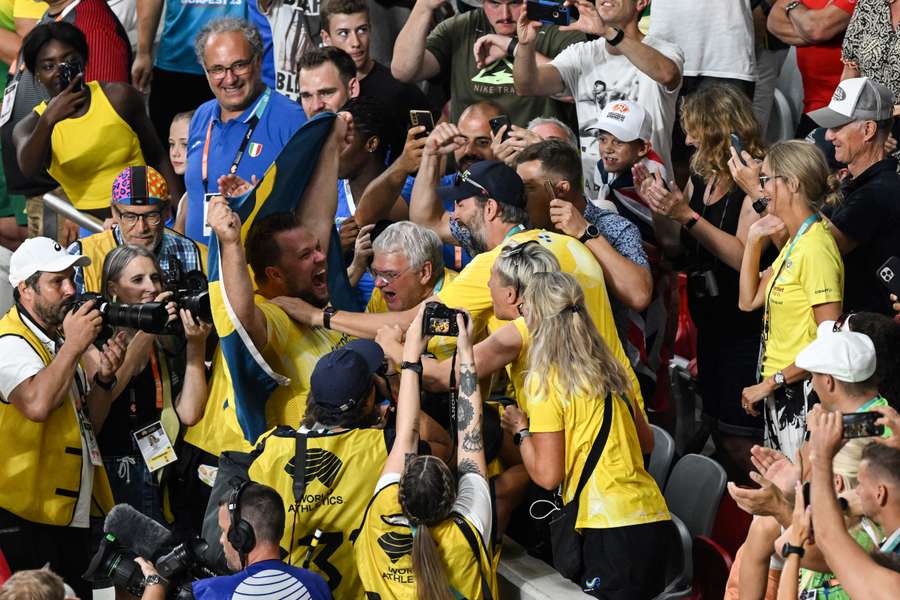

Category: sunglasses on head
[454, 170, 491, 199]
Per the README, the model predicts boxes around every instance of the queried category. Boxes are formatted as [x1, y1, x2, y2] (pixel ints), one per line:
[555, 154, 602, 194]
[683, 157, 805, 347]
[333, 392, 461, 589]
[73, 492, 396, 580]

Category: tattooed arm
[455, 313, 488, 480]
[381, 305, 430, 477]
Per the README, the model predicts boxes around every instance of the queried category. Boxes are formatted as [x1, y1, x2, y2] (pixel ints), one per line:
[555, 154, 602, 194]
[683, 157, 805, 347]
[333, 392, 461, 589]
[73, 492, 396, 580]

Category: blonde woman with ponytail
[355, 305, 498, 600]
[500, 272, 672, 599]
[738, 140, 844, 459]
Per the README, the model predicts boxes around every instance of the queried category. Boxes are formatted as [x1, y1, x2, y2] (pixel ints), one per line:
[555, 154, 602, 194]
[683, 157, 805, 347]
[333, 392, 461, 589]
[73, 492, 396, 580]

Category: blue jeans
[103, 453, 166, 525]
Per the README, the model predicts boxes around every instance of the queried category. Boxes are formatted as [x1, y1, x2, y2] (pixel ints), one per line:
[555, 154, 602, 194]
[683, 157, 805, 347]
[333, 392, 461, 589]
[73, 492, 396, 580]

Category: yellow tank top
[34, 81, 145, 210]
[248, 426, 390, 599]
[354, 481, 499, 600]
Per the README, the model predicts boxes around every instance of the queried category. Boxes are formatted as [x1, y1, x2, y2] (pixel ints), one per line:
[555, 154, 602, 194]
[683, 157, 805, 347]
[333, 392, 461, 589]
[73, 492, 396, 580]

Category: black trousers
[148, 68, 215, 148]
[0, 507, 93, 598]
[581, 520, 674, 600]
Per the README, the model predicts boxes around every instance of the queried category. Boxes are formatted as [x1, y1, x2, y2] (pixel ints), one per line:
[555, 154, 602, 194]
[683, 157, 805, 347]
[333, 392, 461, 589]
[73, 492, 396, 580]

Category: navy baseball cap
[437, 160, 526, 209]
[310, 340, 385, 412]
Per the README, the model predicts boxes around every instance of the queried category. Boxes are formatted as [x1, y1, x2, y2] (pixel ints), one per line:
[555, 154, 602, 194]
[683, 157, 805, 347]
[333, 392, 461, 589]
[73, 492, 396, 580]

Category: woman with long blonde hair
[500, 272, 672, 599]
[634, 84, 771, 482]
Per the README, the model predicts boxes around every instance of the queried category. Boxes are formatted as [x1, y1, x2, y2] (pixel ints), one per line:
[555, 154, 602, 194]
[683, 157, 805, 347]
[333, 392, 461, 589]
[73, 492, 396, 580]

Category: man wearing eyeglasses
[67, 166, 207, 295]
[183, 18, 307, 245]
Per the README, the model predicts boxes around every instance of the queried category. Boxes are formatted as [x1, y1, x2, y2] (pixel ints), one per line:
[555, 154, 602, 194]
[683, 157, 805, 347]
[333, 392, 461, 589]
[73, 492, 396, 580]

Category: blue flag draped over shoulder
[207, 112, 354, 443]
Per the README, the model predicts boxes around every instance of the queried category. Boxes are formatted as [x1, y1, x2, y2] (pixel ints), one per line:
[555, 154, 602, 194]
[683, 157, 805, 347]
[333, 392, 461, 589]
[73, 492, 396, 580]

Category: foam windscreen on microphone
[104, 503, 176, 560]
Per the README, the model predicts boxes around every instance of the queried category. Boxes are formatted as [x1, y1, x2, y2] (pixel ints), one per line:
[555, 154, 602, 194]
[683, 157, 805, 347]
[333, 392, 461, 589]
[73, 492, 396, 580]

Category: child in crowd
[168, 111, 193, 232]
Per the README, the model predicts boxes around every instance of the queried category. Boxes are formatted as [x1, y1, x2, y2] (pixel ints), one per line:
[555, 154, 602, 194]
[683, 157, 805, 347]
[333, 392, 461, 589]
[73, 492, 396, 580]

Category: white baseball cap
[9, 237, 90, 287]
[807, 77, 894, 129]
[594, 100, 653, 142]
[795, 331, 876, 383]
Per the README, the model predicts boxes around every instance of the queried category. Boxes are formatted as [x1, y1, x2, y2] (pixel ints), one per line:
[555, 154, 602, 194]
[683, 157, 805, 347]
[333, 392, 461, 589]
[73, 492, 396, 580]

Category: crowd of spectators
[0, 0, 899, 599]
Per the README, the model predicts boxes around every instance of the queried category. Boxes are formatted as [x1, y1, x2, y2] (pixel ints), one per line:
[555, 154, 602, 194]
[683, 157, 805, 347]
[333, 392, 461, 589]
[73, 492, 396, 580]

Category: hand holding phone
[410, 110, 435, 139]
[842, 412, 885, 439]
[489, 115, 512, 142]
[730, 133, 747, 166]
[526, 0, 579, 26]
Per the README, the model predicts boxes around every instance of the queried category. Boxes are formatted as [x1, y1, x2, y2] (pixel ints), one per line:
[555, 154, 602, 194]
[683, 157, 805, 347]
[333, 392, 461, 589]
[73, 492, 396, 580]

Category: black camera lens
[179, 290, 212, 324]
[83, 534, 145, 597]
[104, 301, 170, 334]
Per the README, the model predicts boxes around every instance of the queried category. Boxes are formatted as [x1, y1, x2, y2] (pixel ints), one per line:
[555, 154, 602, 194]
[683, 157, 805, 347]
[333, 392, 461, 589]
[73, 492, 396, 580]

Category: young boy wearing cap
[591, 101, 672, 247]
[809, 77, 900, 316]
[67, 165, 207, 294]
[245, 339, 451, 598]
[0, 237, 126, 598]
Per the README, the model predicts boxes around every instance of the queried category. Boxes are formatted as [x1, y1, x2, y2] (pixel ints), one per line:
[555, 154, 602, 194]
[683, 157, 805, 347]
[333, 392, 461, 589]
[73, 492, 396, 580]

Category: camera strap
[288, 428, 308, 564]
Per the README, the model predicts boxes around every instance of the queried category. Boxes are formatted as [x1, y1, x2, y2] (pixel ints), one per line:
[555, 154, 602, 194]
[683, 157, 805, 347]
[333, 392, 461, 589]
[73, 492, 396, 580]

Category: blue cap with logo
[310, 339, 385, 412]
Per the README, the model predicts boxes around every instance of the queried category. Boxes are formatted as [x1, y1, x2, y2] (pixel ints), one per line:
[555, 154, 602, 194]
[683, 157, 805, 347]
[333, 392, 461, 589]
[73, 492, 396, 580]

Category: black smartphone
[489, 115, 512, 142]
[730, 133, 746, 166]
[877, 256, 900, 297]
[58, 61, 84, 92]
[526, 0, 579, 26]
[409, 110, 435, 139]
[752, 196, 770, 215]
[842, 412, 885, 439]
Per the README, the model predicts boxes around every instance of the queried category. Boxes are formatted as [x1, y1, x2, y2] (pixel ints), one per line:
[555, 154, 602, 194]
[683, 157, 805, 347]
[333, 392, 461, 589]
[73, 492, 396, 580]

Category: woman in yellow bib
[500, 272, 672, 599]
[738, 140, 844, 460]
[355, 306, 498, 600]
[13, 21, 181, 220]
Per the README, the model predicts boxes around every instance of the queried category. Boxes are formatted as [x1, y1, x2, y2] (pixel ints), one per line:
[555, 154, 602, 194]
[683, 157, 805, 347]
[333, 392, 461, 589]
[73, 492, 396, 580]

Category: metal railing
[41, 193, 104, 234]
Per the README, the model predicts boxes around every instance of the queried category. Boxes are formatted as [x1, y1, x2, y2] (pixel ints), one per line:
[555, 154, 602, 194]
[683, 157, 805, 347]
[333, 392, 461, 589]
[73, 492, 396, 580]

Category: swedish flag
[207, 112, 354, 443]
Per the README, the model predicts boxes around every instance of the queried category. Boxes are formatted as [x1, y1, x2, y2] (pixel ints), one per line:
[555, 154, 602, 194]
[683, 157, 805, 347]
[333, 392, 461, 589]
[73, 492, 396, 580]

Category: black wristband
[606, 28, 625, 46]
[93, 373, 117, 391]
[400, 360, 423, 375]
[506, 37, 518, 59]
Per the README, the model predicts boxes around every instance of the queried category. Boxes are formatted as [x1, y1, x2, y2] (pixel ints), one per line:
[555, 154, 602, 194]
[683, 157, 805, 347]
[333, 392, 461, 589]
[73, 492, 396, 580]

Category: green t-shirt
[798, 521, 880, 600]
[426, 9, 583, 128]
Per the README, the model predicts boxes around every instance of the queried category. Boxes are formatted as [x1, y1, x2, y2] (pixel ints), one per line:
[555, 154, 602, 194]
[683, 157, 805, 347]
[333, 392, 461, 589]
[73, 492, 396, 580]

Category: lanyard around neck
[503, 224, 526, 241]
[201, 87, 271, 191]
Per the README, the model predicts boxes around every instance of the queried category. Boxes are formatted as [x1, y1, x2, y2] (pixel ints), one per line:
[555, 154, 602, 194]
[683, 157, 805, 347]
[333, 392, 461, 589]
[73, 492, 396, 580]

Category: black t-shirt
[826, 159, 900, 315]
[358, 62, 432, 164]
[98, 361, 159, 456]
[680, 175, 767, 339]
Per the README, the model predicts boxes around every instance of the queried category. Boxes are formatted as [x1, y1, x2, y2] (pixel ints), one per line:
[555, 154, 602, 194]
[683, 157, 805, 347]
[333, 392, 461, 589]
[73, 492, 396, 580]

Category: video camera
[84, 504, 224, 599]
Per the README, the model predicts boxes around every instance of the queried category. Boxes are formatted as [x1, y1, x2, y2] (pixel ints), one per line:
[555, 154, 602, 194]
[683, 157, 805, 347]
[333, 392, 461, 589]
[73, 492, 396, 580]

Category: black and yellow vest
[0, 306, 114, 525]
[248, 426, 391, 600]
[353, 481, 500, 600]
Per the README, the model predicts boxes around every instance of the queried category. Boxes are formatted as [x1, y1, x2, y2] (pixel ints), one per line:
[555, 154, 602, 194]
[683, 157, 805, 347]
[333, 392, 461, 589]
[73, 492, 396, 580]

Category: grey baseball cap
[808, 77, 895, 129]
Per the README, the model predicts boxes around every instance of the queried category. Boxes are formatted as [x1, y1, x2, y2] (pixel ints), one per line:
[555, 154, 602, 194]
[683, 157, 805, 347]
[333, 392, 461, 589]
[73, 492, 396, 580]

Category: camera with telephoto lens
[162, 256, 213, 332]
[84, 533, 222, 599]
[70, 293, 171, 347]
[687, 269, 720, 299]
[422, 301, 468, 337]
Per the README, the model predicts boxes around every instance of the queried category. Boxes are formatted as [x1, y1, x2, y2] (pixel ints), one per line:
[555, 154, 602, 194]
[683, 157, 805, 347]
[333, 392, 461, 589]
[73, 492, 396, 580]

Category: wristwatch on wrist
[93, 373, 117, 391]
[784, 0, 802, 15]
[578, 224, 600, 244]
[606, 27, 625, 46]
[322, 306, 338, 330]
[513, 428, 532, 446]
[144, 574, 165, 587]
[773, 371, 786, 389]
[781, 542, 805, 559]
[506, 37, 518, 59]
[400, 360, 423, 375]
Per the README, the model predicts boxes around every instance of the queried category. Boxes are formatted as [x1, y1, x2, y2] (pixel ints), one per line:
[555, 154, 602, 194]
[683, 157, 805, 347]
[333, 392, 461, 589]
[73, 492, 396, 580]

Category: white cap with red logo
[8, 237, 90, 287]
[595, 100, 653, 143]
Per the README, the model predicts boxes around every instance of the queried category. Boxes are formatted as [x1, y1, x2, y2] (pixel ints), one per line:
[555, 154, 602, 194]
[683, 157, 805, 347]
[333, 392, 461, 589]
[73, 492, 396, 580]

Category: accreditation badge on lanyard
[73, 378, 103, 467]
[133, 421, 177, 472]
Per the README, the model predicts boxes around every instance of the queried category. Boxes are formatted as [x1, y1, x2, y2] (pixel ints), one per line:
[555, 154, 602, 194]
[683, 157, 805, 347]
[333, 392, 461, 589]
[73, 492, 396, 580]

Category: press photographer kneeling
[95, 244, 212, 525]
[0, 237, 127, 598]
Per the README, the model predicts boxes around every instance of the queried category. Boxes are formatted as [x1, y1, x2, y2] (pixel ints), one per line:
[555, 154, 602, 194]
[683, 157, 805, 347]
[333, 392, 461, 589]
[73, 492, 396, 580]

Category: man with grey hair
[527, 117, 578, 148]
[810, 77, 900, 315]
[183, 18, 307, 245]
[366, 221, 455, 315]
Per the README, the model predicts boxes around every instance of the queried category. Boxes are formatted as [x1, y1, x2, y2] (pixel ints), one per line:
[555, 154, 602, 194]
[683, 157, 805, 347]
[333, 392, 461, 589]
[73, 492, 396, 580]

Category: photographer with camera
[96, 244, 211, 524]
[129, 483, 330, 600]
[68, 166, 207, 296]
[0, 237, 126, 598]
[12, 22, 181, 222]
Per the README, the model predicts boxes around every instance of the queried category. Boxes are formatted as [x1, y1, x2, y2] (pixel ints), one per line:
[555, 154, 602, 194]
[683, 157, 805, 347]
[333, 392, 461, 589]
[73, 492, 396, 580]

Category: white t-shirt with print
[551, 36, 684, 201]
